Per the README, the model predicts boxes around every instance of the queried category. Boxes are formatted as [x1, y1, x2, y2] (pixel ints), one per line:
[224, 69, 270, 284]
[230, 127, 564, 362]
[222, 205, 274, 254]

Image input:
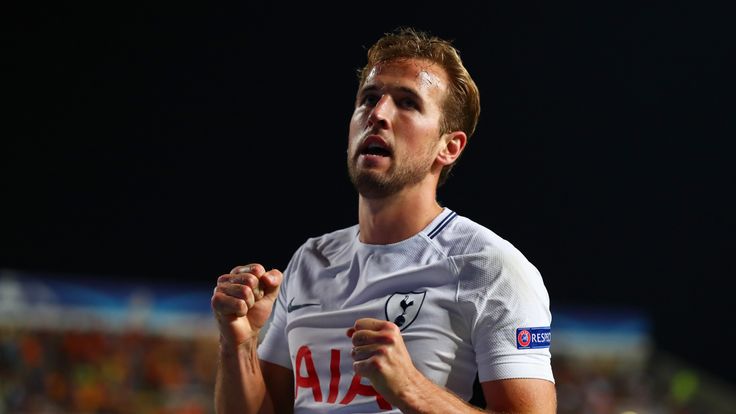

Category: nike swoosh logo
[287, 297, 320, 313]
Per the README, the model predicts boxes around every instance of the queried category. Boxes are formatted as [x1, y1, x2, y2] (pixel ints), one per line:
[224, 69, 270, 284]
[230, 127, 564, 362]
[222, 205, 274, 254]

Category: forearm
[215, 336, 270, 414]
[394, 374, 556, 414]
[392, 374, 486, 414]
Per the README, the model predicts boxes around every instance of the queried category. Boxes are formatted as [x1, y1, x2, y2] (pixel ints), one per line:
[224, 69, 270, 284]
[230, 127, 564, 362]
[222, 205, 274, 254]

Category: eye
[399, 97, 418, 109]
[360, 93, 380, 107]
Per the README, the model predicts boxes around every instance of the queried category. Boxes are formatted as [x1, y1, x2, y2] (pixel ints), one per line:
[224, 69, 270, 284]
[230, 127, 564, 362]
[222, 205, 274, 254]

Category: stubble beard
[347, 149, 435, 199]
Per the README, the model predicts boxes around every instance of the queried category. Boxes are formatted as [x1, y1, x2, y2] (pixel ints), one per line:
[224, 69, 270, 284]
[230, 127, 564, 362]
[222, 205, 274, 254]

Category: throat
[358, 197, 443, 245]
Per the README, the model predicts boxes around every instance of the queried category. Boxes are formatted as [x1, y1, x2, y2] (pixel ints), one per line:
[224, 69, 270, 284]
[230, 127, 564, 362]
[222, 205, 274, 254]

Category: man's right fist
[211, 263, 283, 345]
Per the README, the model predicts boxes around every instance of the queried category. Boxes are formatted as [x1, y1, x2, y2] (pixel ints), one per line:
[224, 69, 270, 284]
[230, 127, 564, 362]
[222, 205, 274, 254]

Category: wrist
[392, 369, 432, 413]
[219, 334, 259, 357]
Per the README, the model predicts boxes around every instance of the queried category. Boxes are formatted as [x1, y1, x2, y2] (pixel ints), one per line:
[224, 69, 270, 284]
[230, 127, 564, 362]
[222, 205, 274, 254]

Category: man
[212, 27, 556, 413]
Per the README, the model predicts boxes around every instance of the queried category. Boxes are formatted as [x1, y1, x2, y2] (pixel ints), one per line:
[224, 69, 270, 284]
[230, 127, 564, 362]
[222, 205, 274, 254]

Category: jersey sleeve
[257, 246, 304, 370]
[456, 245, 555, 383]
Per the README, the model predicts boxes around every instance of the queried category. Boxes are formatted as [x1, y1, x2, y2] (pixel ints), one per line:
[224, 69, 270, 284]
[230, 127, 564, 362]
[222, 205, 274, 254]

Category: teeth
[368, 143, 384, 150]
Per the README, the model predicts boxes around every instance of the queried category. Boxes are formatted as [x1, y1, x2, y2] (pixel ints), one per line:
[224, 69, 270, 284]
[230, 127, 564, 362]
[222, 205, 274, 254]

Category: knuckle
[239, 284, 250, 297]
[245, 286, 256, 300]
[246, 274, 259, 287]
[217, 284, 232, 297]
[231, 265, 251, 275]
[354, 361, 369, 375]
[211, 292, 225, 306]
[353, 361, 363, 373]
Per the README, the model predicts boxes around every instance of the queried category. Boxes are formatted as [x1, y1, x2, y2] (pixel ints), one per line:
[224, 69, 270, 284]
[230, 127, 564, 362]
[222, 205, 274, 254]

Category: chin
[349, 170, 398, 199]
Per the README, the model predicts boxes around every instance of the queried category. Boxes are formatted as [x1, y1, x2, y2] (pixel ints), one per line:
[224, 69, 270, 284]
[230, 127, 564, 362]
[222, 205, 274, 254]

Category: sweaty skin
[365, 61, 443, 89]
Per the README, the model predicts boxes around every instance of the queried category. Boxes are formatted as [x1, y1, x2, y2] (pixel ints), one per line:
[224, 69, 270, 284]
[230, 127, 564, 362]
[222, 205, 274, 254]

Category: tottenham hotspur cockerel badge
[384, 291, 426, 331]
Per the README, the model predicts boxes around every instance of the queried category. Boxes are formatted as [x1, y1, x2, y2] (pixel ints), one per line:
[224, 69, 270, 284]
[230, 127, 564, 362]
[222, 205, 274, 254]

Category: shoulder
[434, 213, 546, 294]
[432, 213, 528, 266]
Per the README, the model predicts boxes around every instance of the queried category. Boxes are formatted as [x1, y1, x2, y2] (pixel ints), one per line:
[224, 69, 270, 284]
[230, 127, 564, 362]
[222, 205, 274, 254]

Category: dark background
[4, 2, 734, 385]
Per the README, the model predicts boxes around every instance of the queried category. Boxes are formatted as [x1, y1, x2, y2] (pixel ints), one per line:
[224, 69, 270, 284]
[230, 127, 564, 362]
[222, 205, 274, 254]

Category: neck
[357, 182, 443, 245]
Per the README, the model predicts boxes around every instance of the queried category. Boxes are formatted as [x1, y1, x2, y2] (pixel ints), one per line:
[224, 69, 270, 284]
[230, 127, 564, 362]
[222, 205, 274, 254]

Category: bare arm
[215, 337, 268, 413]
[215, 344, 295, 414]
[380, 375, 555, 414]
[211, 264, 285, 414]
[261, 360, 295, 414]
[481, 378, 556, 413]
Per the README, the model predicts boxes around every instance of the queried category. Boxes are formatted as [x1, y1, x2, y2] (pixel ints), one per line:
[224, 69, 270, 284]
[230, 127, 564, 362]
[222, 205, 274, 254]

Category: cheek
[409, 124, 442, 155]
[348, 119, 359, 138]
[348, 110, 364, 137]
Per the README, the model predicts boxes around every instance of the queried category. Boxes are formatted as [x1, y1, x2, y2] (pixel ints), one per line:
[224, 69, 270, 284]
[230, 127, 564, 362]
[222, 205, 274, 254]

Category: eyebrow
[359, 84, 423, 101]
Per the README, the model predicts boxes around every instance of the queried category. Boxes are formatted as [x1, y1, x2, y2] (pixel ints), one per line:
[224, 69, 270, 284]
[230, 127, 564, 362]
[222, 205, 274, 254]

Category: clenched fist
[211, 263, 282, 347]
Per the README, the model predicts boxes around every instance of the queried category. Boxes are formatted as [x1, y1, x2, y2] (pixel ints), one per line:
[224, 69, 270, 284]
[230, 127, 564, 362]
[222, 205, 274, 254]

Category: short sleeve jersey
[258, 208, 553, 413]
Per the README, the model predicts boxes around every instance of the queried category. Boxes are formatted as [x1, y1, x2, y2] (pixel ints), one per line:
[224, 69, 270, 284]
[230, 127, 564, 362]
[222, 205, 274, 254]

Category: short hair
[358, 27, 481, 186]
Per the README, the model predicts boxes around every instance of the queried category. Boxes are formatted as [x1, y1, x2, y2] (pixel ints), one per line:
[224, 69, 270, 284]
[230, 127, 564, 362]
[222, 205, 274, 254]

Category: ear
[436, 131, 467, 166]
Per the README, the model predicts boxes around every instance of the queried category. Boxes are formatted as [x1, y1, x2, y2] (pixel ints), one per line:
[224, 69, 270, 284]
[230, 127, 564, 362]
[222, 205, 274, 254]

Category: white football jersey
[259, 208, 554, 413]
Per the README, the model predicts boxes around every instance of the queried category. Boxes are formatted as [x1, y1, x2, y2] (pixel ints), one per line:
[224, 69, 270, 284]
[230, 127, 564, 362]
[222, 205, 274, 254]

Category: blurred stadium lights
[0, 269, 217, 338]
[552, 305, 652, 364]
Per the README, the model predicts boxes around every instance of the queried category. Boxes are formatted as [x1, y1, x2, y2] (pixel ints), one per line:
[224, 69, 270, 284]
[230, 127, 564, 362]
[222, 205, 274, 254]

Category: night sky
[4, 3, 734, 385]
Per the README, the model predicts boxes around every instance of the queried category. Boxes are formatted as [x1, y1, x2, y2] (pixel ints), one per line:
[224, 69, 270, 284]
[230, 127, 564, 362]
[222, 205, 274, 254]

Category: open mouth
[359, 136, 392, 157]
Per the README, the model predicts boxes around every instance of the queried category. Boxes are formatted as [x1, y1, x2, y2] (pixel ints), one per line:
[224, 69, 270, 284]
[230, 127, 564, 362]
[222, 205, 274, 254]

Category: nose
[367, 94, 394, 130]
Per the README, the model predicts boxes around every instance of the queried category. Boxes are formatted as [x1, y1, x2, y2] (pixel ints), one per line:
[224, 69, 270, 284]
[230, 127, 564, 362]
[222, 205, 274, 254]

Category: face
[347, 58, 449, 199]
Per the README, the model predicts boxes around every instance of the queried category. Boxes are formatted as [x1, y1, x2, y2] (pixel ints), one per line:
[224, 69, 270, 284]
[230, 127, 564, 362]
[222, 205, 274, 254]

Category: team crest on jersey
[384, 291, 426, 331]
